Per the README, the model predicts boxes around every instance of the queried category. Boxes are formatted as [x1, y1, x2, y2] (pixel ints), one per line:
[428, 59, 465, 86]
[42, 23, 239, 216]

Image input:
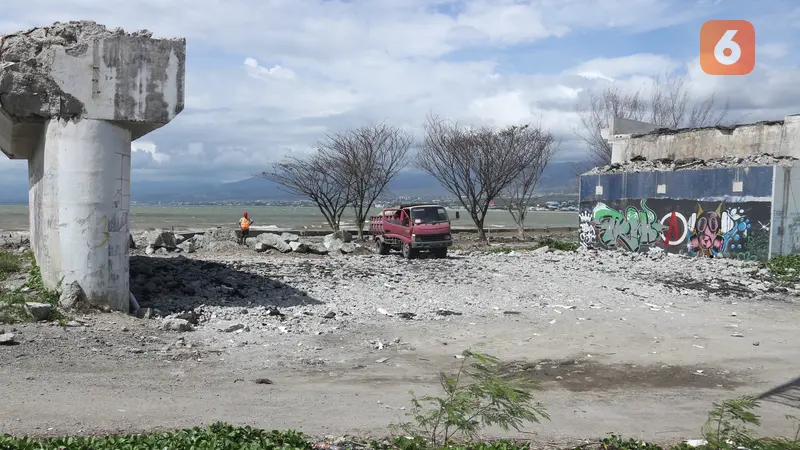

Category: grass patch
[0, 251, 24, 281]
[0, 250, 64, 324]
[765, 254, 800, 286]
[536, 236, 578, 252]
[0, 423, 314, 450]
[0, 421, 797, 450]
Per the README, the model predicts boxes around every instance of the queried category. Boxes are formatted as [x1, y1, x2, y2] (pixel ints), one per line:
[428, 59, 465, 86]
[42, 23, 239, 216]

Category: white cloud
[758, 43, 790, 59]
[570, 54, 678, 80]
[244, 58, 296, 81]
[131, 140, 171, 164]
[0, 0, 797, 190]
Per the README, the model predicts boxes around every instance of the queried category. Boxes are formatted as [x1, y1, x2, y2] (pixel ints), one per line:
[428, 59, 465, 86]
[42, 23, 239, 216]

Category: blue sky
[1, 0, 799, 189]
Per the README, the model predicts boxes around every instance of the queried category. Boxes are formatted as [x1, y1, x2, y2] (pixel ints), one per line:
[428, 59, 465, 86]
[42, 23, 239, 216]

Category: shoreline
[142, 225, 580, 236]
[1, 225, 580, 238]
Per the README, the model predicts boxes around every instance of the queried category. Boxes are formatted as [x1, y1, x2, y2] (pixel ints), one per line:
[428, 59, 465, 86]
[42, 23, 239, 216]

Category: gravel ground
[1, 237, 799, 446]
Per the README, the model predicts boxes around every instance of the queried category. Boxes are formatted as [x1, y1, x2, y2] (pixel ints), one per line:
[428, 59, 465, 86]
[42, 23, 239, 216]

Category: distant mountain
[0, 159, 591, 204]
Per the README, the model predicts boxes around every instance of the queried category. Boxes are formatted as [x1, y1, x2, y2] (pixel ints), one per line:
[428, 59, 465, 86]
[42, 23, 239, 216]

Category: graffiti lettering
[578, 198, 771, 260]
[592, 199, 666, 252]
[663, 212, 681, 247]
[578, 211, 595, 248]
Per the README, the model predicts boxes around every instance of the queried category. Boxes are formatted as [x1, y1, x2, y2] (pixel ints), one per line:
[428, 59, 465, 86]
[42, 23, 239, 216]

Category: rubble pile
[586, 153, 797, 175]
[124, 245, 793, 343]
[132, 228, 364, 256]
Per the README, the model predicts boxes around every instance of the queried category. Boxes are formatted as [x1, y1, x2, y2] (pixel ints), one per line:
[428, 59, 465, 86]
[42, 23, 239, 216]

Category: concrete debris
[24, 302, 53, 321]
[130, 228, 345, 256]
[143, 230, 177, 249]
[59, 280, 88, 310]
[178, 239, 196, 253]
[161, 318, 193, 332]
[0, 332, 17, 345]
[222, 323, 247, 333]
[281, 232, 301, 242]
[586, 153, 796, 175]
[289, 241, 308, 253]
[257, 233, 293, 253]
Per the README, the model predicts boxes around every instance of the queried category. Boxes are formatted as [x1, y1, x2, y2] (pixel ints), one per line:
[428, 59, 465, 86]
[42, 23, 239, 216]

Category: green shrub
[0, 258, 63, 324]
[391, 350, 549, 447]
[536, 236, 577, 252]
[765, 254, 800, 285]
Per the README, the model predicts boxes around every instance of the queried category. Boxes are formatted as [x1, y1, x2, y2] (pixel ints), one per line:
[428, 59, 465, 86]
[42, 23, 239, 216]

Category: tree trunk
[356, 220, 365, 240]
[516, 210, 526, 240]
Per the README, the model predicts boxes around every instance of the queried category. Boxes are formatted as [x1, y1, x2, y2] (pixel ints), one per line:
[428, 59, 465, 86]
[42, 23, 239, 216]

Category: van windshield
[411, 206, 449, 224]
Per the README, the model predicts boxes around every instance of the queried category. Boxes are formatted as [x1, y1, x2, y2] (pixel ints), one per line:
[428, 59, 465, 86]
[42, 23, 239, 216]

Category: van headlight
[444, 234, 452, 240]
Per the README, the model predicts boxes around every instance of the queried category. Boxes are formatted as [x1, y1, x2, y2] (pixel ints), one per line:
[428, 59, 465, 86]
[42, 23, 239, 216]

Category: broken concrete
[604, 114, 800, 164]
[585, 153, 797, 175]
[0, 21, 186, 312]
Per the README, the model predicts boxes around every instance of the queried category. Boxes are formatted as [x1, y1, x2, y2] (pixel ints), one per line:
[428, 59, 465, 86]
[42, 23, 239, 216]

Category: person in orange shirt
[238, 212, 253, 245]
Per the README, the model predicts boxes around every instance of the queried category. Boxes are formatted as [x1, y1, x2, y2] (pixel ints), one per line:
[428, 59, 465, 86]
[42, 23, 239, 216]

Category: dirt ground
[1, 243, 799, 446]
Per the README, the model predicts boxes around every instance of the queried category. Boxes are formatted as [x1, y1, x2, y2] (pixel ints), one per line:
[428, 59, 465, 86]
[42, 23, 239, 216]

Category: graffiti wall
[578, 198, 772, 260]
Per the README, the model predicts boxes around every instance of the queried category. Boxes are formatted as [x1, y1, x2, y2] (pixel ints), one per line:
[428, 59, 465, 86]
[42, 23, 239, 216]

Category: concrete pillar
[29, 119, 132, 309]
[0, 21, 185, 311]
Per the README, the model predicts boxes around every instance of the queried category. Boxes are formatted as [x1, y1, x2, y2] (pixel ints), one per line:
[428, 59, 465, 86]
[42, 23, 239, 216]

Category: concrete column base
[28, 118, 132, 311]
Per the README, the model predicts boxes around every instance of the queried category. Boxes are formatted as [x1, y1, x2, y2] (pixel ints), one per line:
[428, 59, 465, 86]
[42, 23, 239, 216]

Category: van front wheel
[401, 242, 416, 259]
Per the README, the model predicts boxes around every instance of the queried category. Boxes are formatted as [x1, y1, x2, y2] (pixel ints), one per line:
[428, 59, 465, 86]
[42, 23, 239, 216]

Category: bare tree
[417, 115, 549, 243]
[574, 70, 731, 168]
[258, 152, 350, 231]
[320, 122, 413, 240]
[502, 130, 560, 239]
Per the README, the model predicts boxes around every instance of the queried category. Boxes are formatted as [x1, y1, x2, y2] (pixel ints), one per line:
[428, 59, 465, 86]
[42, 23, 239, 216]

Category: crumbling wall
[587, 153, 796, 175]
[608, 115, 800, 163]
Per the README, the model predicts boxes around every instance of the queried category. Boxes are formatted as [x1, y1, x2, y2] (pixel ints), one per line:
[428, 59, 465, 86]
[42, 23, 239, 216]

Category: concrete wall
[578, 166, 775, 260]
[770, 162, 800, 255]
[608, 115, 800, 164]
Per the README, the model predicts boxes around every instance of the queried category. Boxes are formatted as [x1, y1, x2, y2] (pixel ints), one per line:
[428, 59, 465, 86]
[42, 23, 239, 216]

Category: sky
[1, 0, 800, 189]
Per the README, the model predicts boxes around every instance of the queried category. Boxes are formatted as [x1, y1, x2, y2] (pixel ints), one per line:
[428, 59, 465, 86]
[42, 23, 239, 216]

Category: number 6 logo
[700, 20, 755, 75]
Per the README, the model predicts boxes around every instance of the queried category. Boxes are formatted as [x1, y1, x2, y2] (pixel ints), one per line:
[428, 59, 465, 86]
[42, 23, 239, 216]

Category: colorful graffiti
[591, 199, 666, 252]
[578, 199, 771, 260]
